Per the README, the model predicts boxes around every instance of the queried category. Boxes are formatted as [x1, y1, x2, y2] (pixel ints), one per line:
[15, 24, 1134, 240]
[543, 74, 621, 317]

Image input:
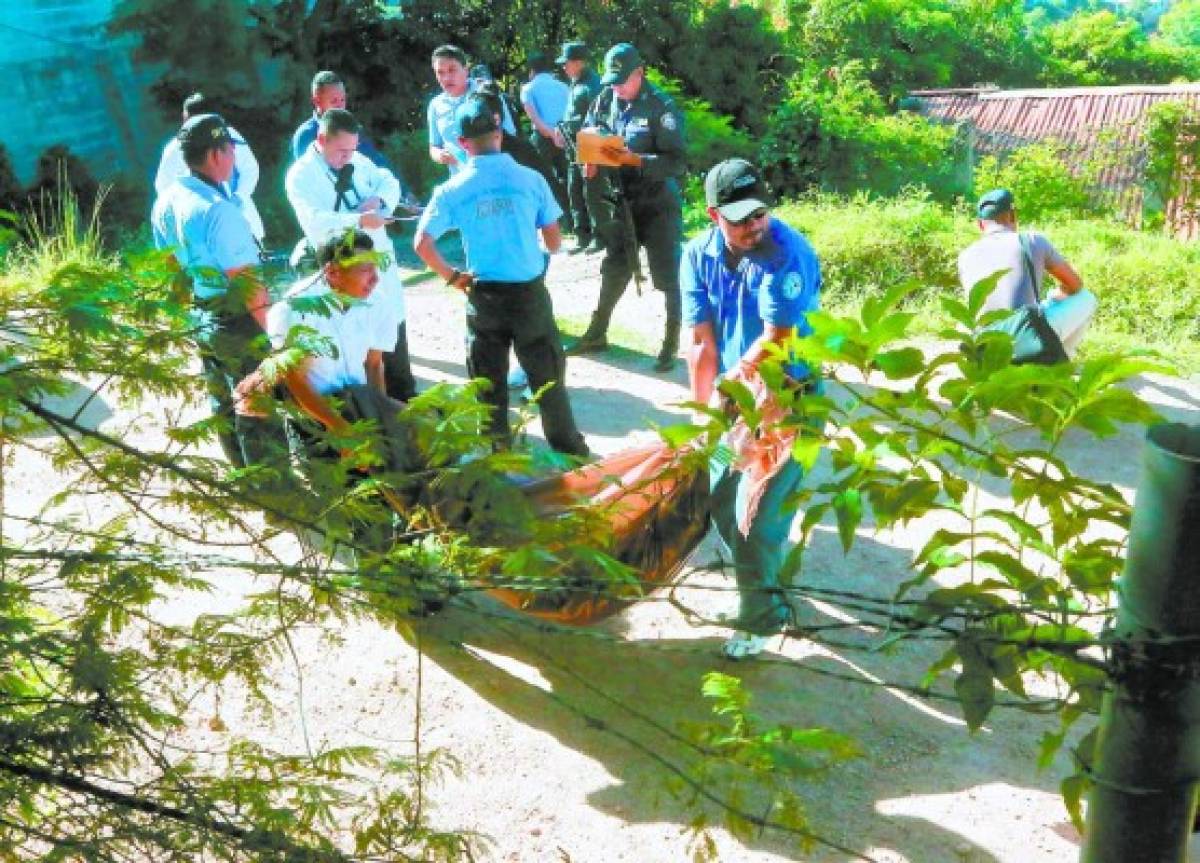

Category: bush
[776, 190, 971, 311]
[972, 142, 1099, 222]
[772, 192, 1200, 370]
[760, 66, 967, 202]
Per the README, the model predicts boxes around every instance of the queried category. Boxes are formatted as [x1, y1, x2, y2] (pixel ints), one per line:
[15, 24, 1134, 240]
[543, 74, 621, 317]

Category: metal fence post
[1082, 423, 1200, 863]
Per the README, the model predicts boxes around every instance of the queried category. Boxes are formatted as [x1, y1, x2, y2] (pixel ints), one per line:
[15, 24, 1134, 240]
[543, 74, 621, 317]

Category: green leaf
[791, 434, 823, 472]
[873, 347, 925, 380]
[832, 488, 863, 552]
[955, 637, 996, 732]
[1061, 772, 1090, 831]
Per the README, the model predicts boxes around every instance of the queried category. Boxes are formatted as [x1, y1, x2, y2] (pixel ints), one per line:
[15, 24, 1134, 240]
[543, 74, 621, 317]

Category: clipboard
[576, 128, 628, 166]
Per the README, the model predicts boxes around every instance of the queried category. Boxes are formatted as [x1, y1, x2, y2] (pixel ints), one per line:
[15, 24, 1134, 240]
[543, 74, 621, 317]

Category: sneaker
[722, 632, 771, 661]
[565, 334, 608, 355]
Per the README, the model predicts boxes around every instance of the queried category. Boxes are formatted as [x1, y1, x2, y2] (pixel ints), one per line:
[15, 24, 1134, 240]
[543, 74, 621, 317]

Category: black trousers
[195, 309, 287, 469]
[531, 134, 573, 232]
[566, 162, 616, 245]
[589, 188, 683, 340]
[465, 277, 587, 457]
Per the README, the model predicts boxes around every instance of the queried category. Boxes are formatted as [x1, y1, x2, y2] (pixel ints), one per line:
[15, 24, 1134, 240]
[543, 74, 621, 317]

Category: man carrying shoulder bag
[958, 188, 1098, 364]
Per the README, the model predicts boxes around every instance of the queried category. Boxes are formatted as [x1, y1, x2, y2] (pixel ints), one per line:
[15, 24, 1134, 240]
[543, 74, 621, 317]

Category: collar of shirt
[698, 220, 781, 270]
[180, 172, 231, 201]
[464, 151, 517, 172]
[982, 223, 1015, 236]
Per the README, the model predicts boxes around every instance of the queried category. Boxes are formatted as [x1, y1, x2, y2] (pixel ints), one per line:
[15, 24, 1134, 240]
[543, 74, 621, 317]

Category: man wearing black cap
[557, 41, 609, 254]
[958, 188, 1096, 359]
[681, 158, 822, 660]
[413, 97, 588, 458]
[568, 42, 686, 372]
[151, 114, 278, 469]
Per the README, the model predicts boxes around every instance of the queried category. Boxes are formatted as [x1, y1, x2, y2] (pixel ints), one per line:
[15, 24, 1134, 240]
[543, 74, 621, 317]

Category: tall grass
[771, 191, 1200, 372]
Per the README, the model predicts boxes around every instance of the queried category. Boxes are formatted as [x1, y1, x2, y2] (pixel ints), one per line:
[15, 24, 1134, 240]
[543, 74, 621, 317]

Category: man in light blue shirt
[151, 113, 281, 470]
[520, 51, 572, 232]
[428, 46, 516, 175]
[682, 158, 822, 660]
[414, 97, 588, 457]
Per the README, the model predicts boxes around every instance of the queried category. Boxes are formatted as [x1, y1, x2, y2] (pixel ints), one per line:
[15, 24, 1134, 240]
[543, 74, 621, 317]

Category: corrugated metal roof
[908, 84, 1200, 238]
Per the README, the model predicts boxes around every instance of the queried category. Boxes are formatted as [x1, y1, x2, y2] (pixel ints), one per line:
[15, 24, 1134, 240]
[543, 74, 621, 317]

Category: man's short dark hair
[318, 108, 361, 138]
[316, 229, 375, 268]
[431, 44, 467, 66]
[311, 70, 343, 95]
[181, 92, 213, 119]
[528, 51, 553, 74]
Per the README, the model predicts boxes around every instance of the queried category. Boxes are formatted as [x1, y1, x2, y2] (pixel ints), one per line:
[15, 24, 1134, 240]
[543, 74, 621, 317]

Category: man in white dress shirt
[286, 108, 416, 401]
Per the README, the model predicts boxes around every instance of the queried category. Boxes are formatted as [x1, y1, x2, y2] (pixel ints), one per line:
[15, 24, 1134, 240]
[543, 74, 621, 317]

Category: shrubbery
[773, 191, 1200, 371]
[972, 142, 1099, 223]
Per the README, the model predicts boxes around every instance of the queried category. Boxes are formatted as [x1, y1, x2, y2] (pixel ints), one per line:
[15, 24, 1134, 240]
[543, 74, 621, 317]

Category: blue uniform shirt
[681, 217, 821, 380]
[151, 175, 260, 300]
[417, 152, 561, 282]
[520, 72, 570, 128]
[429, 91, 518, 174]
[291, 115, 393, 170]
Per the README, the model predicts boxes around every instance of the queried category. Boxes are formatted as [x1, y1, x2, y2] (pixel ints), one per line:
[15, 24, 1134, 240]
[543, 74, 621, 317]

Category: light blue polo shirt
[417, 152, 561, 282]
[681, 217, 822, 380]
[151, 175, 260, 299]
[520, 73, 569, 128]
[428, 90, 517, 173]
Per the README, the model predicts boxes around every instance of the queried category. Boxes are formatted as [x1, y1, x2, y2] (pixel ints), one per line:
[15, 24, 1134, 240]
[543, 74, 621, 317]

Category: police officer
[155, 93, 265, 241]
[556, 41, 609, 254]
[413, 97, 589, 458]
[151, 114, 279, 469]
[567, 42, 686, 373]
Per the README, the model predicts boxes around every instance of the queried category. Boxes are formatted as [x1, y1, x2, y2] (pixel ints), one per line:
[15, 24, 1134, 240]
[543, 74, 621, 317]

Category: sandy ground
[14, 237, 1200, 862]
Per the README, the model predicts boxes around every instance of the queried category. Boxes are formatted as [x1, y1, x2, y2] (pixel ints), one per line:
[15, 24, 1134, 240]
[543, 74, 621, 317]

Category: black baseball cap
[705, 158, 771, 222]
[178, 114, 233, 162]
[456, 96, 499, 139]
[977, 188, 1015, 220]
[557, 41, 589, 64]
[601, 43, 642, 86]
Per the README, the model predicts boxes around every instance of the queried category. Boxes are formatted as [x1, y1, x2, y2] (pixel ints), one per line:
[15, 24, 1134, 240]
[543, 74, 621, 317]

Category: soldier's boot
[654, 309, 681, 373]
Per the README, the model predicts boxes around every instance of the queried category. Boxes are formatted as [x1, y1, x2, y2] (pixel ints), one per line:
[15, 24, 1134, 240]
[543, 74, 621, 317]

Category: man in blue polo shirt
[152, 113, 280, 470]
[682, 158, 822, 660]
[520, 51, 571, 232]
[428, 45, 516, 175]
[413, 97, 588, 458]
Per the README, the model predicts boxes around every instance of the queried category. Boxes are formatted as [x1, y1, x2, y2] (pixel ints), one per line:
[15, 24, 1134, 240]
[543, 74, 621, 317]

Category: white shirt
[285, 145, 406, 342]
[267, 275, 393, 396]
[154, 124, 265, 240]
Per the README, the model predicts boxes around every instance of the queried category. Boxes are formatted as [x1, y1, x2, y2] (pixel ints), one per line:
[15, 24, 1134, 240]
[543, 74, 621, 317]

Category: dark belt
[471, 275, 544, 293]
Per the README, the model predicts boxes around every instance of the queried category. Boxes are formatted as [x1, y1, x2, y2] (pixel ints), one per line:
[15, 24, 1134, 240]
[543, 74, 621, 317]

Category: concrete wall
[0, 0, 167, 184]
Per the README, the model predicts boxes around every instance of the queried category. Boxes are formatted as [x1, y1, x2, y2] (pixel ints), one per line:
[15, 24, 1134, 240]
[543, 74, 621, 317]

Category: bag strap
[1017, 231, 1040, 302]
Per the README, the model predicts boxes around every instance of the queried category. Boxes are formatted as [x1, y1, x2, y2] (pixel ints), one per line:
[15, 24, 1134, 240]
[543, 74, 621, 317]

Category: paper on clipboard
[576, 128, 628, 166]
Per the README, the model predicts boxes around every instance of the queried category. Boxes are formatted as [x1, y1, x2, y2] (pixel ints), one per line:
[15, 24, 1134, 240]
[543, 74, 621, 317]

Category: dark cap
[455, 96, 500, 139]
[601, 43, 643, 86]
[556, 41, 589, 64]
[977, 188, 1014, 220]
[705, 158, 771, 222]
[468, 63, 493, 83]
[528, 51, 552, 74]
[316, 229, 374, 267]
[178, 113, 233, 162]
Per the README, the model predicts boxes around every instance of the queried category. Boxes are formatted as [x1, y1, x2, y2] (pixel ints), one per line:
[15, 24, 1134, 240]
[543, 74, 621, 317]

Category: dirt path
[17, 242, 1200, 862]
